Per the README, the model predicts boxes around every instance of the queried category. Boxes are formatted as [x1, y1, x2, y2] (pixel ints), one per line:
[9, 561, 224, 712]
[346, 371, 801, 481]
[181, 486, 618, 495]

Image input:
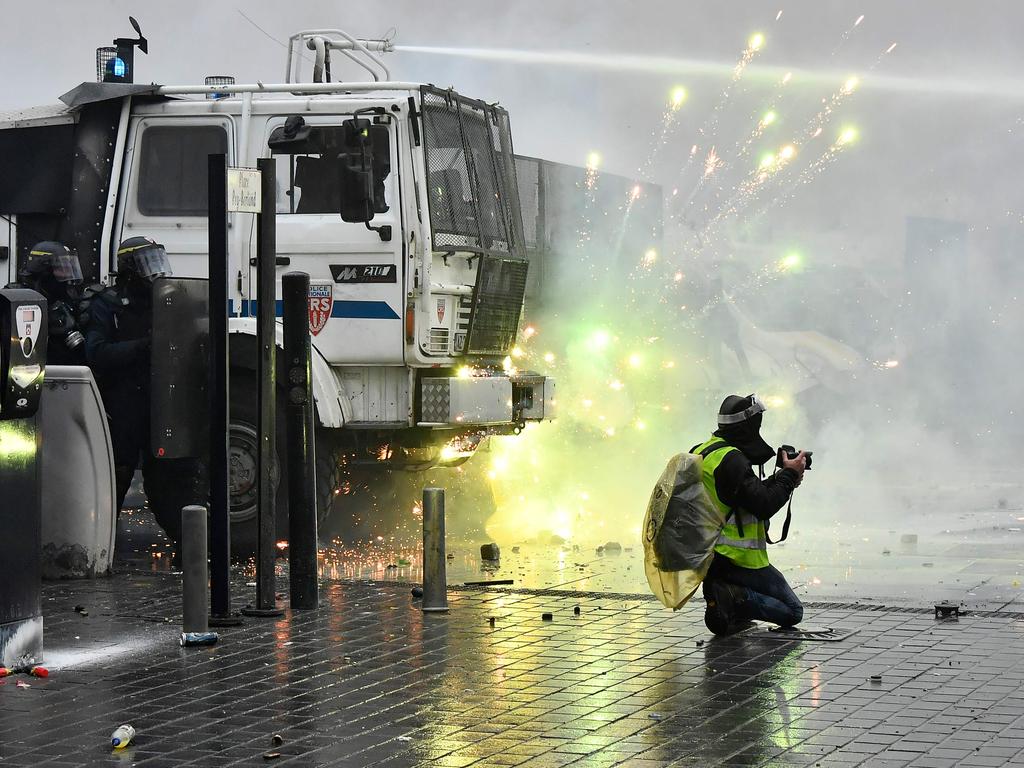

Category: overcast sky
[3, 2, 1023, 251]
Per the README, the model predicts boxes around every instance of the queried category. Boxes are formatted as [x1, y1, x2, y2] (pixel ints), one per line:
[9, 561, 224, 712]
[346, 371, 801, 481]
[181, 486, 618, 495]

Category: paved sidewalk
[1, 573, 1024, 767]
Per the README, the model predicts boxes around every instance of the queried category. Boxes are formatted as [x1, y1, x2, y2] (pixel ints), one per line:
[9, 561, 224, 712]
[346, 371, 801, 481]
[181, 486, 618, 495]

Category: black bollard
[282, 272, 319, 609]
[206, 152, 237, 624]
[243, 157, 283, 618]
[181, 505, 209, 633]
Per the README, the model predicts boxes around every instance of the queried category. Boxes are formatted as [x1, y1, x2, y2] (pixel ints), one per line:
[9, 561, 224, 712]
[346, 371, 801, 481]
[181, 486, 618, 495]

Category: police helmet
[20, 241, 84, 286]
[116, 236, 172, 282]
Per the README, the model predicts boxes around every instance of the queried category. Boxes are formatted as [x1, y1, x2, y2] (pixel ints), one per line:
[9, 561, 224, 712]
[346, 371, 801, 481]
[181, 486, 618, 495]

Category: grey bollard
[421, 488, 448, 613]
[182, 505, 209, 633]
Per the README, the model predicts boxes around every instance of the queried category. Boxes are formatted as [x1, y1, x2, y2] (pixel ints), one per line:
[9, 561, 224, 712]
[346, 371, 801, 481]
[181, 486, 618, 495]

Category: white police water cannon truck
[0, 21, 555, 547]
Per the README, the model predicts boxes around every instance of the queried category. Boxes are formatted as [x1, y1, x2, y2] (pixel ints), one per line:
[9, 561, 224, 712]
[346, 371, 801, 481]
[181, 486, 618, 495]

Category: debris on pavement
[541, 612, 553, 621]
[464, 579, 514, 586]
[110, 724, 135, 749]
[271, 735, 284, 747]
[410, 586, 424, 598]
[180, 632, 219, 647]
[480, 543, 501, 560]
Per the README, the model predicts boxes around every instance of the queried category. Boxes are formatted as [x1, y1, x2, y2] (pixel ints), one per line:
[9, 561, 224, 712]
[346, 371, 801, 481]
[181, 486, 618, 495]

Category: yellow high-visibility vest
[693, 437, 769, 569]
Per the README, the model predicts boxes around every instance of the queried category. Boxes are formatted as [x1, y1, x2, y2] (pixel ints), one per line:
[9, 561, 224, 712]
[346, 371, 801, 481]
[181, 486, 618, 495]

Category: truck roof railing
[286, 29, 394, 84]
[154, 81, 421, 97]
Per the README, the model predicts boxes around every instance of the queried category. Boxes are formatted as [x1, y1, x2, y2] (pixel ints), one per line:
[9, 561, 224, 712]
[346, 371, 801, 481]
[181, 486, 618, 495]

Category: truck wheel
[315, 429, 342, 533]
[228, 374, 288, 559]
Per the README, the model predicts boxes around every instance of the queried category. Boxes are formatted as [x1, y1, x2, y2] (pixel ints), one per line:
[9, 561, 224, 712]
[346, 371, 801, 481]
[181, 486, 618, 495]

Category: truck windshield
[420, 87, 526, 260]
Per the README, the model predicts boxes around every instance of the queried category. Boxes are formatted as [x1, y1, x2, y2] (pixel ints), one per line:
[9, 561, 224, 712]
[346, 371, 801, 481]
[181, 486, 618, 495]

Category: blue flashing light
[112, 58, 126, 78]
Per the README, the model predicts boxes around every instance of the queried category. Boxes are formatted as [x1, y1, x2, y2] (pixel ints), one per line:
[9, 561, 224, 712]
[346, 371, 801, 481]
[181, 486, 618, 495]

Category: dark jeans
[706, 555, 803, 627]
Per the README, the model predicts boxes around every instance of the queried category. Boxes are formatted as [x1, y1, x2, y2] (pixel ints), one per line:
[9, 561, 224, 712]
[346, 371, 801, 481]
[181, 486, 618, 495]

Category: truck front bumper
[417, 373, 555, 427]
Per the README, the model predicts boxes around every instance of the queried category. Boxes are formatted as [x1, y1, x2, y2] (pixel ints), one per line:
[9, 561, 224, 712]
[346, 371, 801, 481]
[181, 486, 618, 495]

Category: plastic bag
[642, 452, 728, 610]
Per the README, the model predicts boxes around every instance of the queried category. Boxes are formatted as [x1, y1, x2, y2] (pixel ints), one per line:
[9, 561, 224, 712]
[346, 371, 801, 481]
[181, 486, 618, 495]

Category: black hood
[714, 412, 775, 466]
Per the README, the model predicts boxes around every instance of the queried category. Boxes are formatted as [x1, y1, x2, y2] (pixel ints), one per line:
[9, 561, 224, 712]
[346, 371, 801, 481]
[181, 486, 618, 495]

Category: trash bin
[0, 288, 47, 668]
[40, 366, 116, 579]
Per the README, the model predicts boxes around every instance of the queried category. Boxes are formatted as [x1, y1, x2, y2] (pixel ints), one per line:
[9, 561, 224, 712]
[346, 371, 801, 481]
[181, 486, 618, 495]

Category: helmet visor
[717, 394, 767, 425]
[132, 245, 173, 281]
[52, 250, 84, 284]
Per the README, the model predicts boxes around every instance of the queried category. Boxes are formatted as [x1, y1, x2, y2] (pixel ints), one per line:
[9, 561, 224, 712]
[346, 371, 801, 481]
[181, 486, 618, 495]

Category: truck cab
[0, 27, 554, 541]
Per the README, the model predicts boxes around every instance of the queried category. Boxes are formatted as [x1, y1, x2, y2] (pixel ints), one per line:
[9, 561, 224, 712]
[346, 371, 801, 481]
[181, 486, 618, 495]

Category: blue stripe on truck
[227, 299, 400, 320]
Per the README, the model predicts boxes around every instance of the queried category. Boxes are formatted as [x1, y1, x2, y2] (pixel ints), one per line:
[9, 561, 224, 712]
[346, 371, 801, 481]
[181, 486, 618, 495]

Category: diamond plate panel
[421, 379, 451, 423]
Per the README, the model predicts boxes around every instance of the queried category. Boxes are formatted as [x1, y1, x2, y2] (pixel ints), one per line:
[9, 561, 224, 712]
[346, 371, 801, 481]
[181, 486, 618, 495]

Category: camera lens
[66, 330, 85, 349]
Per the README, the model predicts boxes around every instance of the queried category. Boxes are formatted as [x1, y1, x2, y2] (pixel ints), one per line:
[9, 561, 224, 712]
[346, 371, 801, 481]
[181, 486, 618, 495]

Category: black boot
[703, 581, 735, 636]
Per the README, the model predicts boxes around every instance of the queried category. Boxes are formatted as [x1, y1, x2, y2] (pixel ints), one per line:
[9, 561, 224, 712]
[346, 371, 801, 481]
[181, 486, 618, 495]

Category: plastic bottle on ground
[111, 724, 135, 749]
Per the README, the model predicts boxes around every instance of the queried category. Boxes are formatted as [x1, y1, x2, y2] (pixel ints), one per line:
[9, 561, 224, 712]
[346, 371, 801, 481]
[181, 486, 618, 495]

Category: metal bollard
[206, 152, 234, 623]
[242, 157, 283, 619]
[282, 272, 318, 610]
[181, 505, 209, 633]
[421, 488, 448, 613]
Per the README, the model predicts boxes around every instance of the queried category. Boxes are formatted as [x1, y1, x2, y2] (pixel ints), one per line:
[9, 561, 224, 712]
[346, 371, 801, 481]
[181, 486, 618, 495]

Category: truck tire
[315, 429, 342, 533]
[228, 373, 287, 559]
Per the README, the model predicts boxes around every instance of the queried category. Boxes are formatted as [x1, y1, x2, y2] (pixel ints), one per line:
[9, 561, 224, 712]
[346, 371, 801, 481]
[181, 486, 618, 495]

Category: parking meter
[1, 289, 47, 418]
[0, 288, 47, 668]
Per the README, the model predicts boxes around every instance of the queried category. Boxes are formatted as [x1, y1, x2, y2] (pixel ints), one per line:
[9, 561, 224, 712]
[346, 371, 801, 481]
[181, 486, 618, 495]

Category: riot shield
[151, 277, 209, 459]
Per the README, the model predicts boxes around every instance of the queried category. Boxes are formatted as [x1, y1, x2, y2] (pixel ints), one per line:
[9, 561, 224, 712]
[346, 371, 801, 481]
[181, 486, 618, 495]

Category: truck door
[257, 115, 403, 364]
[116, 117, 236, 285]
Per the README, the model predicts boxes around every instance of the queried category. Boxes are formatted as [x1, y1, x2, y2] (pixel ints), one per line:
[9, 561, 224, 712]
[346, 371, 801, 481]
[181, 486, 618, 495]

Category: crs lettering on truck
[307, 284, 333, 336]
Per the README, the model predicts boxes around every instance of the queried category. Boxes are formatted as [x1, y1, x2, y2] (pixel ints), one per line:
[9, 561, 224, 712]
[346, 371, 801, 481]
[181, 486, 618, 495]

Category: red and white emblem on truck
[308, 284, 333, 336]
[436, 298, 446, 324]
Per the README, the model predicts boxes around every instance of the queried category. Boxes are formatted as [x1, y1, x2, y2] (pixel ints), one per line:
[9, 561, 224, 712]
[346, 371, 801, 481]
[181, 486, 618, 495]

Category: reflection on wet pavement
[8, 569, 1024, 767]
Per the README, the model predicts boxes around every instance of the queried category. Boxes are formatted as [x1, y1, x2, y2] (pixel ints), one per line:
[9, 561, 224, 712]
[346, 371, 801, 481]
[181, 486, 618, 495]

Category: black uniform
[6, 241, 92, 366]
[85, 281, 205, 557]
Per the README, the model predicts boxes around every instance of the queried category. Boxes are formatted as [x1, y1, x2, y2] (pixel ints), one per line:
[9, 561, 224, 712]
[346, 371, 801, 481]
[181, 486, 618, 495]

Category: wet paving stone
[2, 573, 1024, 766]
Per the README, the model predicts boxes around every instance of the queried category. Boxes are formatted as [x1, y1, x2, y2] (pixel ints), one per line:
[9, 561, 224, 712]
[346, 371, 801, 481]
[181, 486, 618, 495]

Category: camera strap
[766, 495, 792, 544]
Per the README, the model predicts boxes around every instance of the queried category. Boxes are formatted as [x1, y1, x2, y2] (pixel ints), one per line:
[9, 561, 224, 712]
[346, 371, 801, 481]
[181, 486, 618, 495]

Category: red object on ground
[0, 667, 11, 677]
[30, 667, 49, 678]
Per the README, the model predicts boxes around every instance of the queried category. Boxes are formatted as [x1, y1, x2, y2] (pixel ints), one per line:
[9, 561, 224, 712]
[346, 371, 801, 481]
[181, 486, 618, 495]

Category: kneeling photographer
[694, 394, 809, 635]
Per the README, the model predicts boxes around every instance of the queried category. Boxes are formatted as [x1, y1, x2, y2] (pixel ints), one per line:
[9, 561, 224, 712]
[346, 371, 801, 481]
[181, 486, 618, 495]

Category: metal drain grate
[756, 626, 861, 642]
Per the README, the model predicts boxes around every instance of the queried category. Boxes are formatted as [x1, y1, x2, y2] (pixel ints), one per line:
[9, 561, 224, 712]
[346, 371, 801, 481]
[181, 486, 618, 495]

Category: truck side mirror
[337, 117, 391, 241]
[336, 149, 374, 223]
[367, 124, 390, 214]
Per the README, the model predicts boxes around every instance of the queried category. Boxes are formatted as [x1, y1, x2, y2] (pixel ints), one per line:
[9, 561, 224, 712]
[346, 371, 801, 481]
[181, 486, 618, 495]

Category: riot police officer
[86, 236, 205, 566]
[6, 241, 89, 366]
